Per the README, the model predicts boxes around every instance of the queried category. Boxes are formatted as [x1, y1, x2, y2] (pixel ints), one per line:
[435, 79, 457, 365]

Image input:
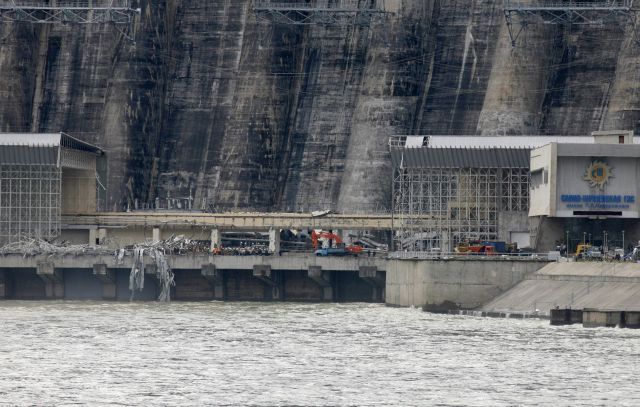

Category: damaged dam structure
[1, 0, 639, 212]
[2, 1, 640, 309]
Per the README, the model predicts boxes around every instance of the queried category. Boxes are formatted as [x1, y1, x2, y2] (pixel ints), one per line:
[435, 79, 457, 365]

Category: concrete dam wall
[1, 1, 639, 212]
[385, 258, 549, 309]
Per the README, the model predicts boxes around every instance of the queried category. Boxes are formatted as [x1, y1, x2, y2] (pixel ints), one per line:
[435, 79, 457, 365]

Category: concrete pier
[583, 309, 623, 328]
[624, 312, 640, 329]
[201, 264, 225, 300]
[358, 266, 385, 302]
[36, 262, 64, 299]
[0, 270, 7, 298]
[92, 263, 116, 300]
[550, 308, 583, 326]
[308, 266, 333, 301]
[253, 265, 283, 301]
[580, 309, 640, 329]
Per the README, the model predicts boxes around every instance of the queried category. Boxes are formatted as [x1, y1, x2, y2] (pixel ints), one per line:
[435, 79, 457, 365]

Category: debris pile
[0, 238, 113, 258]
[216, 245, 270, 256]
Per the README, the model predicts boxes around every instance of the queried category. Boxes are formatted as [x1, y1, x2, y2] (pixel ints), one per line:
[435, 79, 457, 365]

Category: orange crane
[311, 230, 363, 255]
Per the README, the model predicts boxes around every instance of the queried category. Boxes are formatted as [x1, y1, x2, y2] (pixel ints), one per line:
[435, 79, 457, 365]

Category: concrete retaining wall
[481, 262, 640, 315]
[385, 259, 549, 309]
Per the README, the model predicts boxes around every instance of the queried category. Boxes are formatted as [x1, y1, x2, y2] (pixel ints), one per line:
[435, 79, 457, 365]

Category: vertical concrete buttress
[602, 13, 640, 132]
[201, 264, 225, 300]
[36, 261, 64, 299]
[92, 263, 117, 300]
[0, 270, 7, 298]
[252, 265, 284, 300]
[307, 266, 333, 301]
[477, 7, 556, 135]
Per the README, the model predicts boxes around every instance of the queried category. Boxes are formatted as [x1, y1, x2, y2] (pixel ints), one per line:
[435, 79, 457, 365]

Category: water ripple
[0, 301, 638, 406]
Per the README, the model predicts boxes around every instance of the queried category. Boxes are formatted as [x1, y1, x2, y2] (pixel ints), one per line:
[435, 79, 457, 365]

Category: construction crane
[0, 0, 140, 25]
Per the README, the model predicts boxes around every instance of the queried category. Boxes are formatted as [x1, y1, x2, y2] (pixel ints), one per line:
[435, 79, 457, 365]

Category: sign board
[555, 157, 638, 217]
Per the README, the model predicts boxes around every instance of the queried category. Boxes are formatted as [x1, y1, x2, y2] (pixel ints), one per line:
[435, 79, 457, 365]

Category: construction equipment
[311, 230, 363, 256]
[575, 243, 592, 259]
[455, 241, 502, 255]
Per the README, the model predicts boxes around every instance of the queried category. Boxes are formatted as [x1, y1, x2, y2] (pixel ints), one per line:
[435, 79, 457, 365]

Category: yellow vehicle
[575, 243, 592, 258]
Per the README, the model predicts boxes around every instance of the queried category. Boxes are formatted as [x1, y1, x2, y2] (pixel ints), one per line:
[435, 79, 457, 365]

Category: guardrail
[388, 251, 553, 260]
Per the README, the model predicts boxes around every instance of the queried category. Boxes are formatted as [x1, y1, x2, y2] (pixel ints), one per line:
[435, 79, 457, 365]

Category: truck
[481, 241, 507, 253]
[456, 240, 513, 255]
[314, 243, 352, 257]
[311, 230, 363, 257]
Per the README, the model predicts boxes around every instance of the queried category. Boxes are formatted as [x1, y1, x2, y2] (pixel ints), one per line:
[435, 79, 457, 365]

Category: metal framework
[504, 1, 635, 46]
[0, 164, 61, 245]
[390, 136, 532, 252]
[0, 133, 104, 246]
[252, 0, 386, 26]
[393, 167, 530, 252]
[0, 1, 139, 24]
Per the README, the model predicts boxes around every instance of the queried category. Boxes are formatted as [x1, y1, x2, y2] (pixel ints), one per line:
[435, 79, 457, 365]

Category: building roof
[0, 133, 103, 154]
[390, 146, 531, 169]
[391, 135, 640, 149]
[0, 133, 103, 166]
[389, 135, 640, 169]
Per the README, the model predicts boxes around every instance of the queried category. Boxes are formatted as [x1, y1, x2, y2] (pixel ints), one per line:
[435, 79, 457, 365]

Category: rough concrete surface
[1, 1, 639, 212]
[385, 258, 549, 308]
[482, 262, 640, 315]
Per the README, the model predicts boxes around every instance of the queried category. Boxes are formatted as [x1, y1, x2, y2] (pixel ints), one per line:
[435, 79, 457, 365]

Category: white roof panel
[426, 136, 601, 149]
[0, 133, 62, 146]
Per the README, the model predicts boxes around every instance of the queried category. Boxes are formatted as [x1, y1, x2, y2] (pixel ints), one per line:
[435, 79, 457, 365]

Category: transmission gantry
[252, 0, 387, 26]
[0, 0, 140, 25]
[504, 0, 636, 46]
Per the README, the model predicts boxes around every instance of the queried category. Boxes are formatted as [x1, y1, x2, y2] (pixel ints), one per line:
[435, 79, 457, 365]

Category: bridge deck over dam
[62, 212, 407, 231]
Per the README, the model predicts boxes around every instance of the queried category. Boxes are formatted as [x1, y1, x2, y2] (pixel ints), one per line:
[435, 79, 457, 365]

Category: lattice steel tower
[504, 0, 636, 46]
[0, 1, 140, 24]
[252, 0, 387, 26]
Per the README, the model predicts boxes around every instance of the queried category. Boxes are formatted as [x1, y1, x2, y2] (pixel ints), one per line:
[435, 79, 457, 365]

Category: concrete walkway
[481, 262, 640, 316]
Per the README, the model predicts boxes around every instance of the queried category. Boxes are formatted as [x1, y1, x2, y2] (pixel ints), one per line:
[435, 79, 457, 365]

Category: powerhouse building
[0, 133, 105, 245]
[390, 131, 640, 253]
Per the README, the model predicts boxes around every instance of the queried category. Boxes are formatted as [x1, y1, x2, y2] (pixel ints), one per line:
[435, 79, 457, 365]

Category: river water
[0, 301, 638, 406]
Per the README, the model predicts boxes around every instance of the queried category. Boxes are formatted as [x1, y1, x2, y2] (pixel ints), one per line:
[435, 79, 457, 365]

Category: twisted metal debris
[128, 243, 175, 302]
[0, 238, 114, 258]
[126, 236, 202, 302]
[0, 236, 180, 302]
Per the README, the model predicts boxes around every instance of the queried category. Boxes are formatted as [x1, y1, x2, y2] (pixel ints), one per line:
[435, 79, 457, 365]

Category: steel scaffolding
[252, 0, 386, 26]
[393, 167, 530, 252]
[0, 164, 61, 245]
[390, 136, 531, 252]
[504, 1, 635, 46]
[0, 0, 140, 24]
[0, 133, 104, 246]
